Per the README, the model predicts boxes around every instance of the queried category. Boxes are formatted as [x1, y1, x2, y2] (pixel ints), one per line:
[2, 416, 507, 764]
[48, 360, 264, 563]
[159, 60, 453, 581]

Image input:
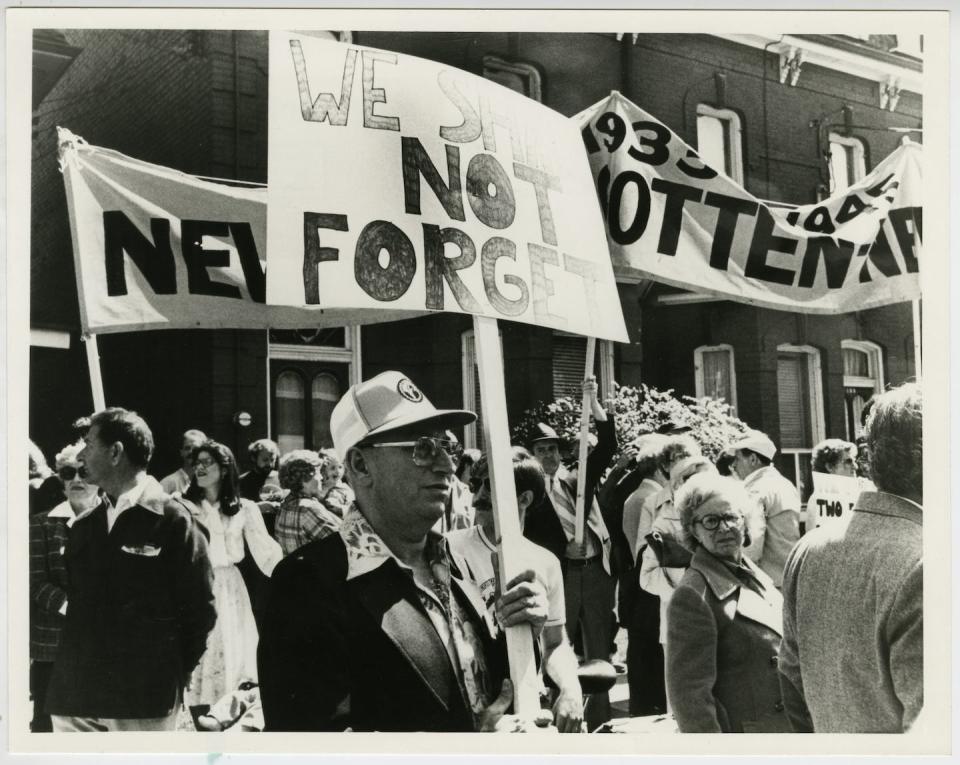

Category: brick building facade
[30, 31, 921, 494]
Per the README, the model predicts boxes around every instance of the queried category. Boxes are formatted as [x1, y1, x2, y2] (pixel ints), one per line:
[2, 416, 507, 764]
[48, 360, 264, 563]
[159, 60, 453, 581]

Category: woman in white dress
[177, 440, 282, 722]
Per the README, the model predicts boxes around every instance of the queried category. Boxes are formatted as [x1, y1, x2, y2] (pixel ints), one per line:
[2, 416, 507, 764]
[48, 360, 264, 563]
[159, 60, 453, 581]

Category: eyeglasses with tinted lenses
[194, 457, 217, 469]
[370, 437, 464, 466]
[58, 466, 88, 481]
[693, 513, 744, 531]
[468, 475, 491, 493]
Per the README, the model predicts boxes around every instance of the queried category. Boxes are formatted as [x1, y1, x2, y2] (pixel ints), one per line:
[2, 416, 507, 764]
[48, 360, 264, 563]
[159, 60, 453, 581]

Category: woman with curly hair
[665, 472, 789, 733]
[274, 449, 342, 556]
[177, 440, 282, 723]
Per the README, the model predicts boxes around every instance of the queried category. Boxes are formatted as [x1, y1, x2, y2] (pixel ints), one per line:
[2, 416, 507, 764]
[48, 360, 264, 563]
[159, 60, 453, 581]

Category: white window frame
[694, 343, 738, 412]
[696, 103, 744, 185]
[266, 325, 362, 437]
[777, 344, 826, 493]
[828, 132, 866, 194]
[482, 55, 542, 101]
[841, 339, 884, 391]
[841, 339, 884, 440]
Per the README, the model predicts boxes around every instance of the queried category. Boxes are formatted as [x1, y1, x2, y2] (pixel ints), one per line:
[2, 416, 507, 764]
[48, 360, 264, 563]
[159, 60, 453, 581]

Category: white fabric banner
[576, 92, 922, 314]
[266, 34, 628, 342]
[58, 129, 424, 334]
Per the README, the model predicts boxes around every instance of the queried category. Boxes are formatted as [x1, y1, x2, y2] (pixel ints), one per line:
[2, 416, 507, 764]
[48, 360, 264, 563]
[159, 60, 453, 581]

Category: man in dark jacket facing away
[46, 407, 216, 732]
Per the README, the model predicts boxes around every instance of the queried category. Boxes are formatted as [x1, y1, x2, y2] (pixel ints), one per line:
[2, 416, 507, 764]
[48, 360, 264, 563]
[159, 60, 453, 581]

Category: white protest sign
[807, 471, 870, 529]
[59, 129, 425, 334]
[577, 92, 922, 314]
[266, 34, 628, 342]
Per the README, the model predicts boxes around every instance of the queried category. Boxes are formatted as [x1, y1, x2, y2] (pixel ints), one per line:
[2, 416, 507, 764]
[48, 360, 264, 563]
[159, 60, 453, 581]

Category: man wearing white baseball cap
[258, 371, 551, 732]
[727, 429, 801, 588]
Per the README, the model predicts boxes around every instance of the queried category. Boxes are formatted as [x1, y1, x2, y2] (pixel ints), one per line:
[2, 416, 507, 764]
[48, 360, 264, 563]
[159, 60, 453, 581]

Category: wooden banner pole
[912, 299, 922, 380]
[573, 338, 597, 545]
[472, 315, 540, 718]
[82, 334, 106, 411]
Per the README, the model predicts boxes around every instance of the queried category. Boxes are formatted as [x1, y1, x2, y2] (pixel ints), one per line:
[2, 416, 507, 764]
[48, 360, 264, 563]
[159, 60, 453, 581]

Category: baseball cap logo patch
[397, 378, 424, 403]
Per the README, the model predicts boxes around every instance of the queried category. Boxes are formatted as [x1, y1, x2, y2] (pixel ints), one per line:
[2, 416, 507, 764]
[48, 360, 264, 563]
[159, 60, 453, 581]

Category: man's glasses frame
[58, 465, 89, 481]
[368, 437, 463, 467]
[693, 512, 744, 531]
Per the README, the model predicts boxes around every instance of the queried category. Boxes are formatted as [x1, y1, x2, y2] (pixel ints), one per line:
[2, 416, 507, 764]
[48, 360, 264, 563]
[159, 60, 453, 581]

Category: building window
[776, 344, 825, 500]
[842, 340, 884, 439]
[828, 133, 866, 193]
[268, 326, 360, 452]
[552, 331, 614, 401]
[694, 344, 737, 412]
[482, 55, 542, 101]
[696, 104, 744, 184]
[275, 370, 306, 454]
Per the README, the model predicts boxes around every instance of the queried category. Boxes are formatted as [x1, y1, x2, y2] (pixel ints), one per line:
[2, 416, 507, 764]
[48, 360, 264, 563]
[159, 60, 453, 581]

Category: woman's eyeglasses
[693, 513, 744, 531]
[194, 457, 217, 469]
[58, 465, 89, 481]
[369, 437, 463, 467]
[468, 475, 491, 494]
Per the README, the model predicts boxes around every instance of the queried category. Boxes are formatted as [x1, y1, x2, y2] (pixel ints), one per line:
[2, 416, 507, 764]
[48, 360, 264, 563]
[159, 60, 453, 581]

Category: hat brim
[360, 408, 477, 444]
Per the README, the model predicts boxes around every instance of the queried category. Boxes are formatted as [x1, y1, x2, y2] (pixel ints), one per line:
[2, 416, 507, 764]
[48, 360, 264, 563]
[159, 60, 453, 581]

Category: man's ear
[109, 441, 124, 466]
[346, 447, 374, 486]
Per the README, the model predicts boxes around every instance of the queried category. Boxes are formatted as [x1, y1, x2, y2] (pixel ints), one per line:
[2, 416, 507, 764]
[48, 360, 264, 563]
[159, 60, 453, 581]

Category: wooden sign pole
[82, 334, 106, 411]
[573, 338, 597, 545]
[472, 315, 540, 718]
[912, 299, 922, 379]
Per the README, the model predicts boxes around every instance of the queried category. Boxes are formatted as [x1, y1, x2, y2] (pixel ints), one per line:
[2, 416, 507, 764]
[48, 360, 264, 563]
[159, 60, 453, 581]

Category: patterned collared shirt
[340, 504, 493, 727]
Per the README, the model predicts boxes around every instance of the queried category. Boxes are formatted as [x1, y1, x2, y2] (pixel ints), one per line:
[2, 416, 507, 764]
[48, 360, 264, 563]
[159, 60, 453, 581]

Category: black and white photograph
[6, 5, 951, 758]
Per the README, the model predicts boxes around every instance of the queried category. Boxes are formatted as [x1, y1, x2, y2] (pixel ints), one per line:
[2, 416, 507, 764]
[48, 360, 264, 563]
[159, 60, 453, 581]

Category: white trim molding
[717, 34, 922, 97]
[841, 339, 885, 391]
[31, 329, 71, 349]
[696, 103, 745, 185]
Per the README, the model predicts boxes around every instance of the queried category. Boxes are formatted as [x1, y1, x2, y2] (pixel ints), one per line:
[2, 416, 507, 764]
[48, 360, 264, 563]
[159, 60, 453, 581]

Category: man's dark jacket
[258, 532, 506, 732]
[45, 477, 216, 719]
[523, 417, 618, 574]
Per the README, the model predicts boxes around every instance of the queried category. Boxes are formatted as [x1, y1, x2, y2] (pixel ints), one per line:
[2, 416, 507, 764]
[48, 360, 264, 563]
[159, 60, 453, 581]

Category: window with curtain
[311, 372, 341, 449]
[694, 344, 737, 412]
[696, 104, 744, 184]
[276, 370, 306, 453]
[842, 340, 884, 439]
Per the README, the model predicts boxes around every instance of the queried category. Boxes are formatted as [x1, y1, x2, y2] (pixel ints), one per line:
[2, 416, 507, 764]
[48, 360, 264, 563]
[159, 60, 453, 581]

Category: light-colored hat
[727, 429, 777, 461]
[330, 371, 476, 458]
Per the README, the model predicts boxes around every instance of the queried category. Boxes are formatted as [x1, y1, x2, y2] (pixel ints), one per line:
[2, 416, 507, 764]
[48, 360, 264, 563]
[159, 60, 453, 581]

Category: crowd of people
[28, 371, 923, 734]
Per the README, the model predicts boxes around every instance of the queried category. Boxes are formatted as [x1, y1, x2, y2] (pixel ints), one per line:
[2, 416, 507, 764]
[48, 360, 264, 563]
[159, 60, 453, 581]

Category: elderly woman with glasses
[665, 472, 790, 733]
[274, 450, 343, 556]
[29, 440, 101, 731]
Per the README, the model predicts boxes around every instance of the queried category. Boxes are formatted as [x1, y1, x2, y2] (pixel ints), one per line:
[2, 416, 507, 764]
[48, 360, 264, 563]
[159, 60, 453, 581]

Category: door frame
[265, 326, 362, 438]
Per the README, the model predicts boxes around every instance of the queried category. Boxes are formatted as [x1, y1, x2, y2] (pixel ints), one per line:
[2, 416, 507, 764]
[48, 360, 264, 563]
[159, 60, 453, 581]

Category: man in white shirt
[160, 428, 207, 494]
[447, 448, 583, 733]
[46, 407, 215, 731]
[728, 430, 801, 588]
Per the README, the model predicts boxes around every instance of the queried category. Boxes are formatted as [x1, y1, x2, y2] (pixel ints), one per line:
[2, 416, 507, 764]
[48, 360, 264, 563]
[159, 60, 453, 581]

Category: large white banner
[266, 34, 628, 342]
[59, 129, 425, 334]
[577, 92, 922, 314]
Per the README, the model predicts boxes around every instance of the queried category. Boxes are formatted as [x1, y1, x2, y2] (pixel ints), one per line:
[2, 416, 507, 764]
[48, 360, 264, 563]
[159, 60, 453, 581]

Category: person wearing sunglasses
[259, 371, 552, 733]
[28, 440, 100, 732]
[665, 472, 790, 733]
[447, 448, 584, 733]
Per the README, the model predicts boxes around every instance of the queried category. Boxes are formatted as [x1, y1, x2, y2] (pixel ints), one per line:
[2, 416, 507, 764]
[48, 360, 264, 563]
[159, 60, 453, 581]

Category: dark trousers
[30, 660, 54, 732]
[625, 587, 666, 716]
